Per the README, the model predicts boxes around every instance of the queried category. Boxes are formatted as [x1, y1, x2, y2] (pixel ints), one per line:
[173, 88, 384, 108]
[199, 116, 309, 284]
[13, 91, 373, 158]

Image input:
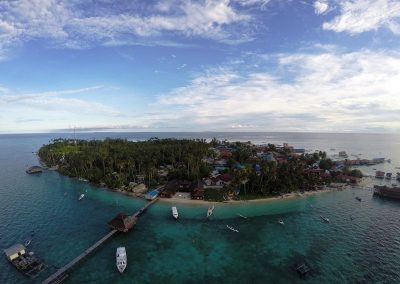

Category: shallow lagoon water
[0, 133, 400, 283]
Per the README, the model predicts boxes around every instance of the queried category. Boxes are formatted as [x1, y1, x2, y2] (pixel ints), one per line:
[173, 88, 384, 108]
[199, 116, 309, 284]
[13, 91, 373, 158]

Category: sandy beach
[158, 186, 351, 205]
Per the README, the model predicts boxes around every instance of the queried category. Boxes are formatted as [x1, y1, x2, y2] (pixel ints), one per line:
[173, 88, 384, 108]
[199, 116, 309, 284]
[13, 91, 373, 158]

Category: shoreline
[157, 187, 344, 205]
[47, 166, 369, 206]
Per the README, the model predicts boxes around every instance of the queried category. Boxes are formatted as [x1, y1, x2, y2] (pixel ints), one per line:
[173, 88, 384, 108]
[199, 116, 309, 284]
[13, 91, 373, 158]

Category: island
[37, 138, 363, 202]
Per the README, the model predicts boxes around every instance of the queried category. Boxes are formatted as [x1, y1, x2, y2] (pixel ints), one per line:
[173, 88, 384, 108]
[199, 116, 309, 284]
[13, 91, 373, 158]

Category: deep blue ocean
[1, 132, 400, 283]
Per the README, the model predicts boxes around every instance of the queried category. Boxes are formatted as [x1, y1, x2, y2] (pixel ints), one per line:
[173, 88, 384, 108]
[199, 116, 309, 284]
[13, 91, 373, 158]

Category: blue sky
[0, 0, 400, 133]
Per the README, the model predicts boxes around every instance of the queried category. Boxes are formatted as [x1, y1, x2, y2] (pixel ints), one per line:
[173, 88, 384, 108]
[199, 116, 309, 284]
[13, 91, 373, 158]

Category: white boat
[320, 215, 330, 223]
[172, 206, 179, 219]
[78, 194, 85, 201]
[238, 214, 247, 219]
[278, 219, 284, 225]
[207, 205, 215, 218]
[24, 239, 31, 247]
[116, 247, 127, 273]
[226, 225, 239, 233]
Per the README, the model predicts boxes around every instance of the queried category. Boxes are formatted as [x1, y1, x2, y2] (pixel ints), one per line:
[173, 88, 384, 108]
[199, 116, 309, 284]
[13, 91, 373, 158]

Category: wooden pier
[42, 198, 158, 284]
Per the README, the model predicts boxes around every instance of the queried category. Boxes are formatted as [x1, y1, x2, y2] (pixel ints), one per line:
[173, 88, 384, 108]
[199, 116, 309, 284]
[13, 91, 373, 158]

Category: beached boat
[4, 244, 46, 278]
[320, 215, 330, 223]
[78, 194, 85, 201]
[226, 225, 239, 232]
[278, 219, 284, 225]
[386, 173, 392, 180]
[207, 205, 215, 218]
[171, 206, 179, 220]
[116, 247, 127, 273]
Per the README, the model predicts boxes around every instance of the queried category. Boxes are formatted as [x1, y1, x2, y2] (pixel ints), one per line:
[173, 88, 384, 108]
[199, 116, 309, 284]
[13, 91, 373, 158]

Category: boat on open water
[226, 225, 239, 232]
[207, 205, 214, 218]
[116, 247, 127, 273]
[171, 206, 179, 219]
[320, 215, 330, 223]
[78, 194, 85, 201]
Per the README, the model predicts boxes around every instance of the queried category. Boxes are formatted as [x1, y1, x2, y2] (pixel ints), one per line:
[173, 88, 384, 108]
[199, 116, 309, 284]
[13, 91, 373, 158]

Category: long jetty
[42, 198, 159, 284]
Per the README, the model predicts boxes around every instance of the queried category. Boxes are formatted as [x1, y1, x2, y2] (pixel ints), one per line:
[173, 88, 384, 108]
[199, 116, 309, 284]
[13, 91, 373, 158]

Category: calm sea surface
[1, 132, 400, 283]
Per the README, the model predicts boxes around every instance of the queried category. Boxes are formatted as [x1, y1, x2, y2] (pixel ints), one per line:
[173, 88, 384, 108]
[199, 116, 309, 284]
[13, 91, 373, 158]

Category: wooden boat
[226, 225, 239, 232]
[171, 206, 179, 220]
[207, 205, 214, 218]
[4, 244, 46, 278]
[320, 215, 330, 223]
[78, 194, 85, 201]
[116, 247, 127, 273]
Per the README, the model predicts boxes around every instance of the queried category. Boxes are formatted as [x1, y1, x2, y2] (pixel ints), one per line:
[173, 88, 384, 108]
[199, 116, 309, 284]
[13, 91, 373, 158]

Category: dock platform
[42, 198, 158, 284]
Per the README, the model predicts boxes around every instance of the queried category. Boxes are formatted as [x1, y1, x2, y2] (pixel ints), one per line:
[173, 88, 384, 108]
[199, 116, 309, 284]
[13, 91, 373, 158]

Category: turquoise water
[1, 133, 400, 283]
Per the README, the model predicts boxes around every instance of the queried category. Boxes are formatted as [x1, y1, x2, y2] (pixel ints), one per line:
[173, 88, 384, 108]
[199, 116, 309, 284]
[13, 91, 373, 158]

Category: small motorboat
[78, 194, 85, 201]
[278, 219, 284, 225]
[116, 247, 127, 273]
[171, 206, 179, 220]
[24, 239, 31, 247]
[226, 225, 239, 233]
[207, 205, 215, 218]
[320, 215, 330, 223]
[237, 214, 247, 219]
[355, 197, 362, 202]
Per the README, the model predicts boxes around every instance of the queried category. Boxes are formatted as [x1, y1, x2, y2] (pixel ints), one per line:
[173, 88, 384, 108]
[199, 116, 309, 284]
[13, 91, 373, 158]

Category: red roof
[220, 173, 232, 182]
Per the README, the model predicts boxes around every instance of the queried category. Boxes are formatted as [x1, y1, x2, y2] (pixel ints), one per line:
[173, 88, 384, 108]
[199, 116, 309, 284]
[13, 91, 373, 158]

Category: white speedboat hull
[172, 206, 179, 219]
[116, 247, 127, 273]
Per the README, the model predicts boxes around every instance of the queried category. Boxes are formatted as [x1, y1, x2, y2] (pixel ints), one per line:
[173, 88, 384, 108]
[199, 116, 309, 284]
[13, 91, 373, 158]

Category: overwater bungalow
[108, 214, 137, 232]
[4, 244, 46, 278]
[375, 171, 385, 179]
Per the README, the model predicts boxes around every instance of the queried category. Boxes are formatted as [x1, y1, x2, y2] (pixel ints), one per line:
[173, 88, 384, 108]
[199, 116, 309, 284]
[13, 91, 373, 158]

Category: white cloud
[0, 85, 120, 115]
[322, 0, 400, 34]
[0, 0, 254, 57]
[155, 49, 400, 132]
[314, 1, 329, 15]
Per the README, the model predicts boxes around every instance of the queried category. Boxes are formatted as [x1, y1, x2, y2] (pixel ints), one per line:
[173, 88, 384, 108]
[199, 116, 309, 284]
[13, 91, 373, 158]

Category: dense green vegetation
[38, 138, 210, 188]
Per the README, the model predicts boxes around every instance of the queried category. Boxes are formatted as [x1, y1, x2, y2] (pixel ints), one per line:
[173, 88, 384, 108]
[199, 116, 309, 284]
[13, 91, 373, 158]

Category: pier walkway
[42, 198, 158, 284]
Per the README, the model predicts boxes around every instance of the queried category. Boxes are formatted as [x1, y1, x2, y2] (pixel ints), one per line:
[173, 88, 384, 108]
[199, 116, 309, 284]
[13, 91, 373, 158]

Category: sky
[0, 0, 400, 133]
